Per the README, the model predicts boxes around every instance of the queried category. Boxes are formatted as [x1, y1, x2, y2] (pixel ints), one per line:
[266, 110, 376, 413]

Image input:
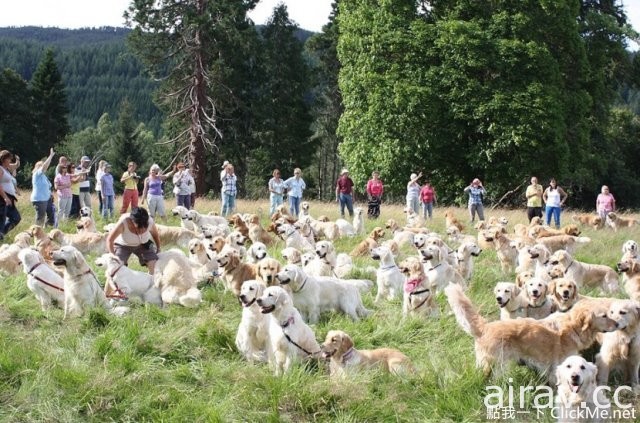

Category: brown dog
[444, 210, 465, 232]
[616, 259, 640, 301]
[216, 247, 257, 295]
[246, 214, 274, 245]
[571, 213, 603, 230]
[529, 224, 581, 239]
[606, 212, 638, 232]
[350, 227, 385, 257]
[228, 214, 250, 238]
[321, 330, 414, 378]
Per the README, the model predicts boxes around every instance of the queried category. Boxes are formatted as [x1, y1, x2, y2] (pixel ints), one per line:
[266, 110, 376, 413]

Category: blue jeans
[339, 193, 354, 218]
[177, 194, 191, 210]
[1, 202, 21, 235]
[102, 195, 114, 219]
[422, 202, 434, 219]
[221, 193, 236, 216]
[270, 193, 284, 216]
[32, 198, 55, 227]
[289, 196, 301, 217]
[545, 206, 561, 228]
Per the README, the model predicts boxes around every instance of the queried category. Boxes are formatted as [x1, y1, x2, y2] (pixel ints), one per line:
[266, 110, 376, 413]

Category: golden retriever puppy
[236, 280, 268, 362]
[616, 259, 640, 301]
[256, 257, 281, 286]
[536, 234, 591, 255]
[483, 228, 517, 274]
[350, 227, 385, 257]
[523, 278, 555, 319]
[400, 256, 439, 317]
[19, 247, 65, 310]
[548, 278, 587, 312]
[555, 355, 609, 422]
[444, 210, 464, 232]
[258, 285, 320, 375]
[494, 282, 527, 320]
[228, 213, 250, 239]
[549, 250, 619, 293]
[596, 299, 640, 388]
[606, 212, 638, 232]
[217, 247, 257, 295]
[321, 330, 414, 378]
[571, 213, 603, 230]
[445, 282, 617, 384]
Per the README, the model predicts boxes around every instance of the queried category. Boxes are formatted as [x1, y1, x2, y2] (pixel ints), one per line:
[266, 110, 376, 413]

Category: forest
[0, 0, 639, 207]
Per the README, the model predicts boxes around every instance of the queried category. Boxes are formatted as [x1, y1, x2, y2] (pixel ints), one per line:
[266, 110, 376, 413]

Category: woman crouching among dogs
[106, 207, 161, 274]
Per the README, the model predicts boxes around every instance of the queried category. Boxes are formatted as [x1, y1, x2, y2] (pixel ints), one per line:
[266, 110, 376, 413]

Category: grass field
[0, 194, 639, 422]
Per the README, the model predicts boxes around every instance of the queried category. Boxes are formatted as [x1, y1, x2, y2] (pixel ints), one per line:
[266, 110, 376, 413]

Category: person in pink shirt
[419, 179, 437, 219]
[366, 171, 384, 219]
[596, 185, 615, 220]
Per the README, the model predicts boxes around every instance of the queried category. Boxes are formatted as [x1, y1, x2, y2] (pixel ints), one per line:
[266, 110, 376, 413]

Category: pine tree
[30, 48, 70, 160]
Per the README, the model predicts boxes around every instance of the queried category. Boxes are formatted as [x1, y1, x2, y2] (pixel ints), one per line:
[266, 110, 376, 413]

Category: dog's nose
[563, 290, 569, 296]
[256, 298, 263, 306]
[570, 374, 580, 383]
[532, 290, 538, 296]
[266, 275, 272, 282]
[496, 297, 502, 302]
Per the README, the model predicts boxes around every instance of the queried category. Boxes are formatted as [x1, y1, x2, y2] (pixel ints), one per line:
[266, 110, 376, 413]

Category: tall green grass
[0, 195, 638, 421]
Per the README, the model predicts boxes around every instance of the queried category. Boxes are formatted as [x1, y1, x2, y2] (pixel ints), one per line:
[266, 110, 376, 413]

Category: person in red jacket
[366, 171, 384, 219]
[419, 179, 437, 220]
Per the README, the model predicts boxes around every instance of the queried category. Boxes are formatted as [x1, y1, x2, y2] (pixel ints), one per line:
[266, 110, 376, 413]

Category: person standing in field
[173, 162, 194, 210]
[120, 161, 140, 214]
[464, 178, 486, 223]
[284, 168, 306, 218]
[0, 150, 22, 238]
[525, 176, 544, 222]
[542, 178, 568, 229]
[77, 156, 92, 210]
[596, 185, 615, 220]
[406, 172, 422, 214]
[142, 164, 172, 221]
[220, 163, 238, 217]
[95, 160, 106, 215]
[68, 163, 83, 219]
[419, 179, 437, 220]
[100, 163, 115, 220]
[366, 171, 384, 219]
[30, 148, 56, 228]
[335, 168, 354, 218]
[268, 169, 285, 216]
[55, 163, 82, 222]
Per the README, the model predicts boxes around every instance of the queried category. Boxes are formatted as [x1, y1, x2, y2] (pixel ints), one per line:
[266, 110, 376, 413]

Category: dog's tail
[179, 287, 203, 308]
[444, 282, 485, 338]
[576, 236, 591, 244]
[571, 214, 580, 223]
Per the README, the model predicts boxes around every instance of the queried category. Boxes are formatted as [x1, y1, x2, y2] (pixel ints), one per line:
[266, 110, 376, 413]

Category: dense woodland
[0, 0, 639, 207]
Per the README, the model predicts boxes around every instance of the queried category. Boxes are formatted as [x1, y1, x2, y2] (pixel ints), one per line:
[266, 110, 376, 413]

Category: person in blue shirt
[31, 148, 56, 228]
[284, 168, 306, 218]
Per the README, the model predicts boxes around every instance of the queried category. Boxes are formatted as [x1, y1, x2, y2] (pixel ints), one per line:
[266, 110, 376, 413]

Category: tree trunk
[189, 0, 208, 196]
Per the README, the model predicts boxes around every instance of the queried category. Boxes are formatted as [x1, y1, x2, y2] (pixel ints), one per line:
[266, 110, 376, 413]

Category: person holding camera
[172, 162, 194, 209]
[221, 163, 237, 217]
[464, 178, 486, 223]
[77, 156, 92, 210]
[120, 161, 140, 214]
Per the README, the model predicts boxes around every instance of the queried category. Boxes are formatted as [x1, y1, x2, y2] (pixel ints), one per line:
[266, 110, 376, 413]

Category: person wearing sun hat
[335, 168, 354, 218]
[406, 172, 422, 214]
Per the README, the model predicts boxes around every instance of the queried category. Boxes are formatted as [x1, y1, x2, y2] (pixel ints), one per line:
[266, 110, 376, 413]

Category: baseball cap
[81, 156, 91, 162]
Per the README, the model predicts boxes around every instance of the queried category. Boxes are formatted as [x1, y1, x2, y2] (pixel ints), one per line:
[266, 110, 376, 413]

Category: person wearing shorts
[106, 207, 161, 274]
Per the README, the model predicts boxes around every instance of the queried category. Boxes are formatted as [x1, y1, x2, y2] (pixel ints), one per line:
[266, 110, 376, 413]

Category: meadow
[0, 194, 639, 422]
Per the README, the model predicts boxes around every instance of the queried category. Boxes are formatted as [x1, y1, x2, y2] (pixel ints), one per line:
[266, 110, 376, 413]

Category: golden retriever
[548, 278, 587, 312]
[548, 250, 619, 293]
[571, 213, 603, 230]
[153, 249, 202, 307]
[49, 228, 107, 256]
[228, 213, 250, 238]
[217, 247, 257, 295]
[236, 280, 268, 362]
[555, 355, 609, 421]
[419, 244, 466, 291]
[76, 216, 99, 233]
[596, 299, 640, 387]
[256, 257, 282, 286]
[445, 282, 617, 384]
[350, 227, 385, 257]
[482, 228, 517, 274]
[444, 210, 464, 232]
[246, 214, 274, 245]
[19, 247, 65, 310]
[522, 277, 555, 319]
[536, 234, 591, 254]
[321, 330, 414, 377]
[257, 285, 320, 375]
[399, 256, 438, 317]
[528, 224, 581, 239]
[29, 224, 57, 260]
[155, 224, 198, 248]
[606, 212, 639, 232]
[616, 259, 640, 301]
[494, 282, 527, 320]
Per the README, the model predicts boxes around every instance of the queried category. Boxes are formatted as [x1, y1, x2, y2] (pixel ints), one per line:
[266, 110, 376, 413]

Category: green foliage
[0, 69, 34, 159]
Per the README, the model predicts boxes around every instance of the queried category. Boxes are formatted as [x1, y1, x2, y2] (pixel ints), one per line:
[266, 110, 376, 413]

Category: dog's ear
[340, 332, 354, 353]
[73, 249, 85, 266]
[548, 280, 556, 296]
[632, 262, 640, 274]
[512, 285, 521, 298]
[580, 311, 594, 332]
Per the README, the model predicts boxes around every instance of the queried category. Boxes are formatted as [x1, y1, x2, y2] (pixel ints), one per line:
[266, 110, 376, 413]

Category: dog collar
[72, 268, 95, 279]
[565, 260, 574, 271]
[294, 277, 308, 293]
[528, 297, 547, 309]
[342, 348, 355, 364]
[106, 280, 128, 300]
[281, 315, 295, 328]
[28, 262, 43, 274]
[380, 264, 397, 271]
[428, 263, 442, 271]
[109, 265, 124, 279]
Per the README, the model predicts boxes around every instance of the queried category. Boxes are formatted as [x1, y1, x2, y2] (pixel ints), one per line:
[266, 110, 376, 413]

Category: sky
[0, 0, 637, 47]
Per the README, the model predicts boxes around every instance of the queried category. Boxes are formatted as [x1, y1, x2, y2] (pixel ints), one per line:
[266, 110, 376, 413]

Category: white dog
[154, 249, 202, 307]
[455, 241, 482, 281]
[370, 246, 404, 303]
[281, 247, 302, 265]
[555, 355, 609, 423]
[275, 265, 371, 324]
[419, 245, 466, 291]
[494, 282, 527, 320]
[187, 209, 228, 228]
[277, 223, 314, 252]
[352, 207, 365, 235]
[51, 246, 120, 318]
[95, 253, 163, 306]
[246, 242, 269, 264]
[235, 280, 269, 362]
[19, 248, 65, 310]
[257, 285, 320, 375]
[171, 206, 197, 231]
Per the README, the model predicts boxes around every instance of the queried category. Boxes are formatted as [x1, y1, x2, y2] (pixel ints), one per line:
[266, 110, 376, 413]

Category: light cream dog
[95, 253, 163, 306]
[49, 228, 107, 256]
[236, 280, 268, 362]
[548, 250, 619, 293]
[246, 242, 269, 264]
[281, 247, 302, 265]
[257, 285, 320, 375]
[275, 265, 371, 323]
[154, 249, 202, 307]
[455, 241, 482, 281]
[321, 330, 414, 378]
[188, 209, 228, 229]
[384, 219, 415, 248]
[555, 355, 609, 423]
[523, 277, 555, 319]
[155, 224, 198, 248]
[616, 259, 640, 301]
[370, 246, 404, 303]
[419, 244, 466, 291]
[595, 299, 640, 388]
[494, 282, 527, 320]
[19, 247, 65, 310]
[536, 235, 591, 254]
